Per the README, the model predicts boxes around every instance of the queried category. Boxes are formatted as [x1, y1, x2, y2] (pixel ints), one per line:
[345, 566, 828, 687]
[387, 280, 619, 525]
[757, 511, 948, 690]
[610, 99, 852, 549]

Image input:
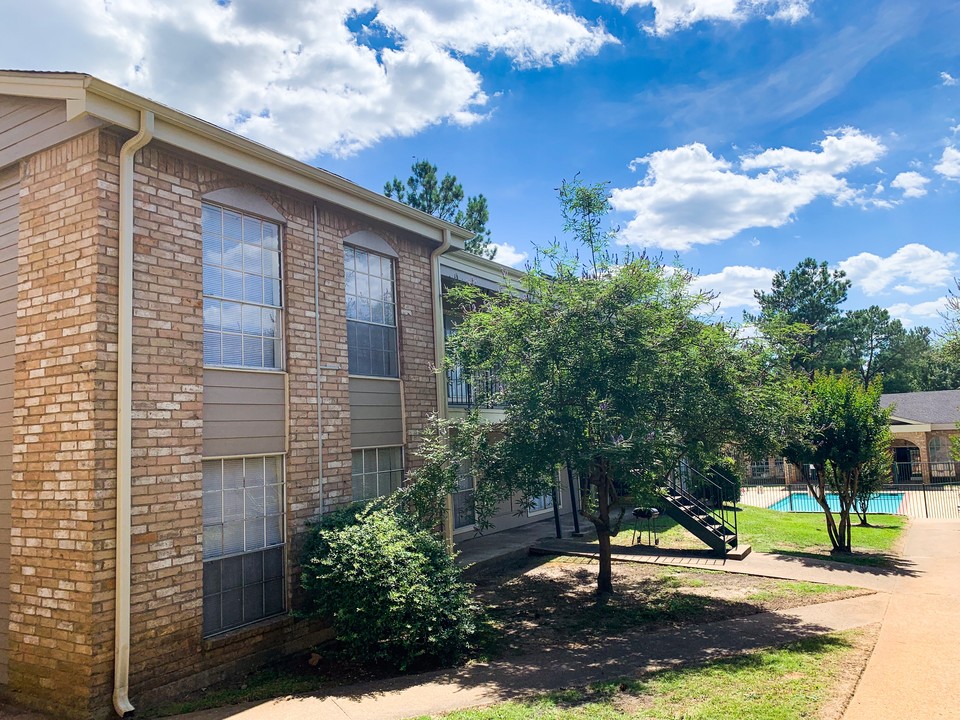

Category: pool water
[769, 492, 904, 514]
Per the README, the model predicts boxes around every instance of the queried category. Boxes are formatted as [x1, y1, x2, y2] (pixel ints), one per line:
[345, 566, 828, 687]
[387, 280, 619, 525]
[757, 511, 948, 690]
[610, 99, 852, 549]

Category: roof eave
[0, 71, 472, 245]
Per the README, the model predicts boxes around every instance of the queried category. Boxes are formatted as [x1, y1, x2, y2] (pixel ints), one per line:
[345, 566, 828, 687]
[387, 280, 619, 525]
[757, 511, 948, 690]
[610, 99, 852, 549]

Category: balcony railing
[446, 367, 504, 409]
[891, 461, 960, 484]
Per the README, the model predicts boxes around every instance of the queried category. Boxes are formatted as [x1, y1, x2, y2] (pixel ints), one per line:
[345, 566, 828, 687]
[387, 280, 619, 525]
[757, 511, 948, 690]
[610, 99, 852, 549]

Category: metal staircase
[658, 462, 740, 557]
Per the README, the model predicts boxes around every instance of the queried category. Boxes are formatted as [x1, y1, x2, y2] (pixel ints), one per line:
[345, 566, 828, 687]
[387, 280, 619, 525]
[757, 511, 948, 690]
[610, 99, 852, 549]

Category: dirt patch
[475, 556, 873, 656]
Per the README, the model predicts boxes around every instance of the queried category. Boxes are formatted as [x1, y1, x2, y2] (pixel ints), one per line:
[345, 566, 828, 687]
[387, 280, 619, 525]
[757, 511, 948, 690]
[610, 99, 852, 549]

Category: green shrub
[300, 503, 480, 671]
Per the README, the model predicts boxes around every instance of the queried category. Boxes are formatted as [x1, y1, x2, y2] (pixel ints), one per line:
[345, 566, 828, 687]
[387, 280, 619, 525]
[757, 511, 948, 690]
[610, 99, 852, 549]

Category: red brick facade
[5, 128, 442, 717]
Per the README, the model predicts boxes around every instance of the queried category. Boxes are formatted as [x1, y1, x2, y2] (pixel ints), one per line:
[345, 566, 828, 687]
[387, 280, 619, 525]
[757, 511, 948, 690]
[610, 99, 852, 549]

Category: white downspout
[114, 110, 154, 718]
[430, 230, 453, 551]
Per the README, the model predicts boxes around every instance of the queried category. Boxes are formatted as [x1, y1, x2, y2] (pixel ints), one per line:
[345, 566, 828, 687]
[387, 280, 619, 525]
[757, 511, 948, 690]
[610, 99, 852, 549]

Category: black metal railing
[740, 481, 960, 519]
[446, 367, 504, 408]
[891, 461, 960, 484]
[671, 461, 739, 547]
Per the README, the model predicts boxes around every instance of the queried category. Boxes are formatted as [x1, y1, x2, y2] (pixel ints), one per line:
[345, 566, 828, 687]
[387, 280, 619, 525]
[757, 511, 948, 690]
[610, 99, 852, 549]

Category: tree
[748, 258, 851, 375]
[439, 178, 785, 594]
[385, 159, 495, 259]
[783, 372, 892, 553]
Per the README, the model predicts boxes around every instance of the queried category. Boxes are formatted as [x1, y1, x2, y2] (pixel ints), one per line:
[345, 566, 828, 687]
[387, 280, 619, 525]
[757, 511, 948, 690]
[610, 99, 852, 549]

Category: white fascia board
[890, 423, 932, 434]
[0, 72, 87, 100]
[52, 76, 473, 245]
[440, 250, 524, 288]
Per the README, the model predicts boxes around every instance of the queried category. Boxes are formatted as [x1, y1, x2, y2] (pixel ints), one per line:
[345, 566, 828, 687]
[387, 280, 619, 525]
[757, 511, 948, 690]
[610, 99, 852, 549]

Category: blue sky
[5, 0, 959, 328]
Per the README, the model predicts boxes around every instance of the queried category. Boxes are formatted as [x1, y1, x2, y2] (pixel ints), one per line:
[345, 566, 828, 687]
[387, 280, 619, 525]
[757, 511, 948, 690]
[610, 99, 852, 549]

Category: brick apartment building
[0, 71, 477, 718]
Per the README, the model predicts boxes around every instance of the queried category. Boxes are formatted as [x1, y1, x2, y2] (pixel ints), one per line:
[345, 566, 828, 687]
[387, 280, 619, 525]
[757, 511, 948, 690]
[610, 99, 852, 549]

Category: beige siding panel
[350, 377, 403, 449]
[0, 96, 102, 170]
[203, 369, 286, 458]
[0, 166, 17, 685]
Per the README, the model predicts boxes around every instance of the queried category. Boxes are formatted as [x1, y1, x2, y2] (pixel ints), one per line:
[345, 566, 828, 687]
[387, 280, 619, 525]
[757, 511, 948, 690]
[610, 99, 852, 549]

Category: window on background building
[202, 203, 283, 370]
[351, 446, 403, 501]
[528, 472, 561, 516]
[929, 436, 951, 463]
[453, 461, 475, 529]
[750, 458, 770, 479]
[345, 246, 398, 377]
[202, 456, 285, 636]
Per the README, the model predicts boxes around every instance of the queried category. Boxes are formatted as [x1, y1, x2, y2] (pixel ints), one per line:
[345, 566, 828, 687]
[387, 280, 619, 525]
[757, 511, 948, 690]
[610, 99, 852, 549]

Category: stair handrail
[671, 460, 738, 547]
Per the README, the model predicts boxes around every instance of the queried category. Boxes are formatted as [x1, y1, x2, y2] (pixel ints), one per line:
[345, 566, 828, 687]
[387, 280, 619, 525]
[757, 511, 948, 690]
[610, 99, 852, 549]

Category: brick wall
[7, 129, 441, 716]
[8, 129, 117, 716]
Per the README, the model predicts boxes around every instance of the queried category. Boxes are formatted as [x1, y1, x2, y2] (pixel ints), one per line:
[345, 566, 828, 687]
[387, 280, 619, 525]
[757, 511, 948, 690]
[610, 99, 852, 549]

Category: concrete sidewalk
[844, 519, 960, 720]
[175, 593, 888, 720]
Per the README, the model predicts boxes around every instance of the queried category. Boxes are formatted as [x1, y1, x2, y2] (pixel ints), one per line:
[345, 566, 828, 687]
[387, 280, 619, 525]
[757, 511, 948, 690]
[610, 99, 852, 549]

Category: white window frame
[351, 446, 405, 501]
[345, 245, 399, 378]
[202, 454, 286, 637]
[202, 202, 284, 371]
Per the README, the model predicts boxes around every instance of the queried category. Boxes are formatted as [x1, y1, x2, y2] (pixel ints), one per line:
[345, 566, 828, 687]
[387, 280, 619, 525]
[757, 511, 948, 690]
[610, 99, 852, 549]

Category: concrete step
[725, 544, 752, 560]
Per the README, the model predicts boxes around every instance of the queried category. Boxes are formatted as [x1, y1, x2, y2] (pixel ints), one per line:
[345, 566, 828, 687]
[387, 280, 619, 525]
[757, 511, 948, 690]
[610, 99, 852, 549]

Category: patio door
[894, 447, 920, 483]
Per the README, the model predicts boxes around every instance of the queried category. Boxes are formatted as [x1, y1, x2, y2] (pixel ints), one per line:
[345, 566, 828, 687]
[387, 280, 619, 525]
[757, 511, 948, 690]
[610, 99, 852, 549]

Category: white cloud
[1, 0, 614, 159]
[695, 265, 776, 310]
[934, 146, 960, 179]
[942, 71, 958, 86]
[887, 297, 949, 327]
[609, 128, 886, 250]
[890, 171, 930, 198]
[608, 0, 810, 36]
[838, 243, 958, 295]
[892, 284, 925, 295]
[489, 242, 528, 268]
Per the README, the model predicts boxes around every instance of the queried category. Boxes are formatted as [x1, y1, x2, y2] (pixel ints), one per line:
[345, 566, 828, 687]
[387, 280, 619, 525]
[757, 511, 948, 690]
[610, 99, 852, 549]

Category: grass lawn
[610, 504, 906, 566]
[152, 558, 865, 717]
[415, 628, 877, 720]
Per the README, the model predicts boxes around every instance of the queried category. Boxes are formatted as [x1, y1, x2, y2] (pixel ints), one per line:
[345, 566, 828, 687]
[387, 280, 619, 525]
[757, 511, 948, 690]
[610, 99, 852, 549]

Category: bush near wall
[300, 502, 480, 671]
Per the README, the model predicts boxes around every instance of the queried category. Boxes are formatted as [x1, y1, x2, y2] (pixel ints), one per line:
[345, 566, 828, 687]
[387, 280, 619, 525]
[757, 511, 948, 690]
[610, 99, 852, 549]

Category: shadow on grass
[509, 632, 856, 713]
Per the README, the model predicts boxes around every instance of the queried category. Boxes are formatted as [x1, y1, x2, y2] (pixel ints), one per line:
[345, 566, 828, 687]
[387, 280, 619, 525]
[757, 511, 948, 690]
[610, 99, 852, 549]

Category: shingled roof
[880, 389, 960, 425]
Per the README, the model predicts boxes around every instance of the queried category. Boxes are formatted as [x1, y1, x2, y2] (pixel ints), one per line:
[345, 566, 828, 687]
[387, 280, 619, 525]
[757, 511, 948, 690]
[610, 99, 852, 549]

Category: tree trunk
[595, 461, 614, 595]
[596, 526, 614, 595]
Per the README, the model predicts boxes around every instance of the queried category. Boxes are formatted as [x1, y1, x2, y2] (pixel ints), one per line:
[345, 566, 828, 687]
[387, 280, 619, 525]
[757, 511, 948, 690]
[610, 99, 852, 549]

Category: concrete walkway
[843, 519, 960, 720]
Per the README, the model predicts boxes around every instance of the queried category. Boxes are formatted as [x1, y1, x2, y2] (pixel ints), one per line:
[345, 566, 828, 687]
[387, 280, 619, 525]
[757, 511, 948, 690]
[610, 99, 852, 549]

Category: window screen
[202, 203, 283, 369]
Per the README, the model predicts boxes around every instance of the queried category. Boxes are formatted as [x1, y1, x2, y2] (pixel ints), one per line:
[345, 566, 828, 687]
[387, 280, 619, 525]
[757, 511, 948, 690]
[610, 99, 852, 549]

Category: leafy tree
[783, 372, 891, 553]
[748, 258, 851, 375]
[439, 178, 787, 594]
[385, 159, 495, 259]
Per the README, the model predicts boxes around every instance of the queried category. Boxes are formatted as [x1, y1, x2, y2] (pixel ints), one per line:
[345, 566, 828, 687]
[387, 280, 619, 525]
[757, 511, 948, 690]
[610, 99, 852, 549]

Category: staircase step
[725, 544, 752, 560]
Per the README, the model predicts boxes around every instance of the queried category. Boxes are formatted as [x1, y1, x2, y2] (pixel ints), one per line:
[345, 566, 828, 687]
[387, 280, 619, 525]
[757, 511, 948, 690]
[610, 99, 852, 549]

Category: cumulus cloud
[2, 0, 614, 159]
[607, 0, 810, 35]
[887, 297, 949, 327]
[695, 265, 777, 310]
[489, 242, 528, 268]
[934, 146, 960, 179]
[609, 128, 886, 250]
[942, 71, 958, 86]
[838, 243, 958, 295]
[890, 171, 930, 198]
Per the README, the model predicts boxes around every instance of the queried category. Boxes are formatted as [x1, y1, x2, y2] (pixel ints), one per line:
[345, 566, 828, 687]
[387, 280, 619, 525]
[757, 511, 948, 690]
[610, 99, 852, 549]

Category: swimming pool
[768, 492, 904, 514]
